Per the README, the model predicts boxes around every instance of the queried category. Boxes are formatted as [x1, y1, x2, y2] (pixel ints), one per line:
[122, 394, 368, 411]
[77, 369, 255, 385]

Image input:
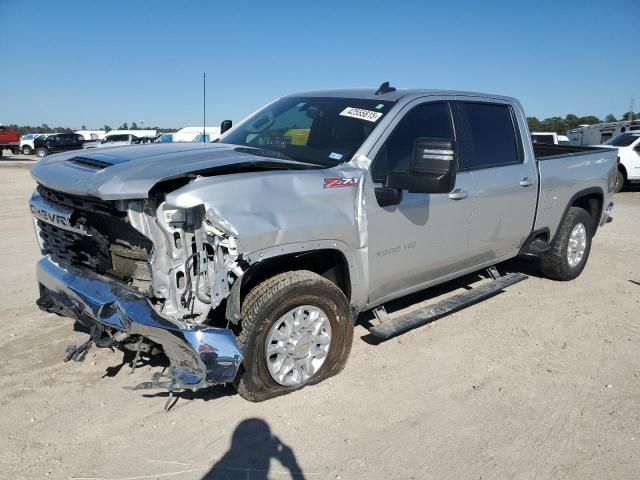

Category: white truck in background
[531, 132, 570, 145]
[157, 126, 221, 143]
[599, 132, 640, 192]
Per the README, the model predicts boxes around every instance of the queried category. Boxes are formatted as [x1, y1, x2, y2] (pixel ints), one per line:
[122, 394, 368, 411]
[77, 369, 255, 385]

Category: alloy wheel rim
[265, 305, 332, 387]
[567, 223, 587, 267]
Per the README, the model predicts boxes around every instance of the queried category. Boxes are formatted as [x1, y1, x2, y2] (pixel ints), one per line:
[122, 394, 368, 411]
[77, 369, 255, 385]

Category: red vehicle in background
[0, 126, 20, 156]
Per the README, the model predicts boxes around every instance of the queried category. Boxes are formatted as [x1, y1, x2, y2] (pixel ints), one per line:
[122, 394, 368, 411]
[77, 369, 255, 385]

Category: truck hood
[30, 143, 317, 200]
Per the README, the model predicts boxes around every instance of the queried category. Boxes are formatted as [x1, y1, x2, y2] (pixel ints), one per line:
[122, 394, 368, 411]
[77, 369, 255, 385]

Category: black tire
[540, 206, 593, 281]
[35, 147, 48, 158]
[235, 270, 353, 402]
[11, 146, 20, 155]
[614, 169, 625, 193]
[22, 145, 32, 155]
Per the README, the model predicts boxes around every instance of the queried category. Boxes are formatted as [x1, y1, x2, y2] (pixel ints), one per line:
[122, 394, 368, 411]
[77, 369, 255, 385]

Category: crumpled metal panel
[36, 256, 243, 389]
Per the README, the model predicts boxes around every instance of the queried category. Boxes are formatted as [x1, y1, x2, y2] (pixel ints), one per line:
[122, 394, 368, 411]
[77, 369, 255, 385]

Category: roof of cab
[286, 87, 517, 104]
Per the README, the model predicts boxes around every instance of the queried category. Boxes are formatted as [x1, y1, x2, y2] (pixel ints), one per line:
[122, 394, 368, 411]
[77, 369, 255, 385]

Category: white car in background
[156, 126, 221, 143]
[84, 133, 142, 148]
[20, 133, 52, 155]
[599, 132, 640, 192]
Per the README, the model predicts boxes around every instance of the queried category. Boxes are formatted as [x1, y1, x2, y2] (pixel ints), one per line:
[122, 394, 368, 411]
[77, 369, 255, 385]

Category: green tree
[541, 117, 567, 134]
[104, 125, 112, 132]
[565, 114, 580, 130]
[620, 111, 638, 121]
[131, 122, 138, 130]
[527, 117, 543, 132]
[119, 122, 128, 130]
[605, 114, 617, 123]
[81, 124, 87, 130]
[578, 115, 600, 125]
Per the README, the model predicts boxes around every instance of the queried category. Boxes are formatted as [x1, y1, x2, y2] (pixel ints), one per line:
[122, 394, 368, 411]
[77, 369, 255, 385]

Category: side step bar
[368, 271, 528, 339]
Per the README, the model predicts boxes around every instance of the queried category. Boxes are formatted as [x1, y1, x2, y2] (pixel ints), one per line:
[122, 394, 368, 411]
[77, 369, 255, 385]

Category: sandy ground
[0, 157, 639, 480]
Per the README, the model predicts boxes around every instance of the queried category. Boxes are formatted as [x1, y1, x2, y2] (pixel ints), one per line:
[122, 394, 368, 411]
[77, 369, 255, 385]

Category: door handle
[448, 189, 469, 200]
[519, 177, 535, 187]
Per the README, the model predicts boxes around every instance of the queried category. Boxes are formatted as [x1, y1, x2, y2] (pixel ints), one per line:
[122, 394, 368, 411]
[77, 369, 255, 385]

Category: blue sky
[0, 0, 637, 129]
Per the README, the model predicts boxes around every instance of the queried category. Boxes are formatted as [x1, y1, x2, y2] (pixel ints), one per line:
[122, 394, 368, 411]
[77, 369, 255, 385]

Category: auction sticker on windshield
[340, 107, 383, 122]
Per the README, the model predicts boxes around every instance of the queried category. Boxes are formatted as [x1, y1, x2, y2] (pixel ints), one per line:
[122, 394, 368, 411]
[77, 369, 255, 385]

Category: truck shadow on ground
[202, 418, 307, 479]
[358, 255, 543, 345]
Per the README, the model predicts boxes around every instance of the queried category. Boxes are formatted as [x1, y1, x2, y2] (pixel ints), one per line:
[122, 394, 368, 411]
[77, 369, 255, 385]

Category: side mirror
[220, 120, 233, 134]
[386, 138, 456, 194]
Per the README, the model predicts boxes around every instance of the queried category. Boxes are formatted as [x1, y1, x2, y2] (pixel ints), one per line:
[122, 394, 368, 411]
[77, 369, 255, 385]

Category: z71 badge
[323, 177, 359, 188]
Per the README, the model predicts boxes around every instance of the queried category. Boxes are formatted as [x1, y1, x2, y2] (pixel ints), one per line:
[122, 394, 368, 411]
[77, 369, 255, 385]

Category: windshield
[219, 96, 395, 165]
[605, 132, 640, 147]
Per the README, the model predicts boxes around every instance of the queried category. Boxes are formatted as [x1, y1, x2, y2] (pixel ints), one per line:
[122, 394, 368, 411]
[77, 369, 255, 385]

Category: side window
[459, 102, 521, 169]
[372, 102, 454, 182]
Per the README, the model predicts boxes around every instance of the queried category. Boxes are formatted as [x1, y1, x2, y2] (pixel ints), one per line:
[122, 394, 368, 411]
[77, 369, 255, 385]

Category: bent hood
[30, 143, 315, 200]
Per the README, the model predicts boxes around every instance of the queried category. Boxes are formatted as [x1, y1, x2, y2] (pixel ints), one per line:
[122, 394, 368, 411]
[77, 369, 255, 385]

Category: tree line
[527, 112, 638, 134]
[4, 123, 179, 136]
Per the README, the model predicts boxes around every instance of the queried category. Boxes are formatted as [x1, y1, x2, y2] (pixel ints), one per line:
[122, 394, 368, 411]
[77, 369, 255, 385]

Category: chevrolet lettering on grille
[29, 191, 89, 236]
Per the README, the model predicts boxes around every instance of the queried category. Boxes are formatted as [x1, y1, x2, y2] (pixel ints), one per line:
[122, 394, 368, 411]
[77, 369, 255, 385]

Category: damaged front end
[30, 184, 244, 391]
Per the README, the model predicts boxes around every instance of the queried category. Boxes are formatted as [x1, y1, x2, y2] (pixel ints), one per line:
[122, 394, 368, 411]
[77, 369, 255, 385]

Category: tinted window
[460, 103, 520, 169]
[604, 132, 640, 147]
[372, 102, 454, 182]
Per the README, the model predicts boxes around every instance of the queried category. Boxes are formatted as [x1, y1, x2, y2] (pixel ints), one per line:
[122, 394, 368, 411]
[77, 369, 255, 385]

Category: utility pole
[203, 72, 206, 142]
[628, 98, 635, 122]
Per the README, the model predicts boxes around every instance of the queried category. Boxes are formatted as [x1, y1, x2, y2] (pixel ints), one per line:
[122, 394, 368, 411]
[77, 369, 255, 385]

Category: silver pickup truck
[30, 85, 616, 401]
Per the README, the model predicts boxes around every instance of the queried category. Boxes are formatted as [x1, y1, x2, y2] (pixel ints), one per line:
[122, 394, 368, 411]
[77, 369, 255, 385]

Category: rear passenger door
[454, 101, 538, 262]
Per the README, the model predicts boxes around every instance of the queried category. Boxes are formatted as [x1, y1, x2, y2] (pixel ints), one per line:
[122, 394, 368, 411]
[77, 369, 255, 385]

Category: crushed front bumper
[36, 256, 243, 390]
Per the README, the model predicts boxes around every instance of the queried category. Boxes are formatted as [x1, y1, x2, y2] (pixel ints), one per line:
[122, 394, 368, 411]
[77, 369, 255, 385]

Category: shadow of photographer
[203, 418, 306, 479]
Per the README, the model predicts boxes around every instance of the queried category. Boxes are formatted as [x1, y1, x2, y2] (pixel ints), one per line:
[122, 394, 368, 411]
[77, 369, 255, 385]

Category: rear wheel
[35, 147, 48, 158]
[614, 169, 625, 193]
[235, 270, 353, 402]
[22, 145, 32, 155]
[540, 206, 593, 281]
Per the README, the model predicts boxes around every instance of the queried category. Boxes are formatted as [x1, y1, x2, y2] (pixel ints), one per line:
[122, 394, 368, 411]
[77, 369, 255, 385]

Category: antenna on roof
[202, 72, 206, 142]
[375, 81, 396, 95]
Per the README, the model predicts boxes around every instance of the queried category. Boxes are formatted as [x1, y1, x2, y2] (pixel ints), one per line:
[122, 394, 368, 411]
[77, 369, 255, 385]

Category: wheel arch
[553, 187, 603, 241]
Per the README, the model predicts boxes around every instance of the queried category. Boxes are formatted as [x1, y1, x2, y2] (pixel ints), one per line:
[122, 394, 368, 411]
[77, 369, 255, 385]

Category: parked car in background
[29, 86, 616, 401]
[0, 125, 20, 156]
[75, 130, 107, 141]
[599, 132, 640, 192]
[34, 133, 85, 157]
[85, 133, 157, 149]
[531, 132, 570, 145]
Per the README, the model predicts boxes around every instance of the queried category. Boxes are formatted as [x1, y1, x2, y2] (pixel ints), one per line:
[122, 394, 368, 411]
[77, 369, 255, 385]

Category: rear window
[460, 103, 521, 169]
[604, 132, 640, 147]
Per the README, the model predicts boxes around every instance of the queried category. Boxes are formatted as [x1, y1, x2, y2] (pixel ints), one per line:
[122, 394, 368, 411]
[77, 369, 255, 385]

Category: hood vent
[66, 153, 130, 170]
[67, 156, 112, 169]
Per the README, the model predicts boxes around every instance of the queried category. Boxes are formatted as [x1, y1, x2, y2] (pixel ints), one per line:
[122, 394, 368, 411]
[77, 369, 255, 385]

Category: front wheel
[540, 206, 593, 281]
[22, 145, 32, 155]
[35, 147, 48, 158]
[235, 270, 353, 402]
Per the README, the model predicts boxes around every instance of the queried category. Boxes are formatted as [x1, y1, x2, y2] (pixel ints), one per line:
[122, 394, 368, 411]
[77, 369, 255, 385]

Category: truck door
[366, 100, 473, 305]
[454, 101, 538, 262]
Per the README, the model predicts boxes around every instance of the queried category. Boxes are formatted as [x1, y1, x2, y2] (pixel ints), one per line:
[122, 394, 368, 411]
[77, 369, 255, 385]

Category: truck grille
[38, 219, 110, 271]
[35, 185, 153, 290]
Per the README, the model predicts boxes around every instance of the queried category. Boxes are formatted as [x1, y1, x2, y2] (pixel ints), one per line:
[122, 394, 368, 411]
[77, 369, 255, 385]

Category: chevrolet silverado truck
[30, 85, 616, 401]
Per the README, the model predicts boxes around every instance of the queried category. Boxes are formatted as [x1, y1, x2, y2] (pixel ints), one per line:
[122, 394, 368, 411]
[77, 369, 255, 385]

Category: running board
[368, 272, 528, 339]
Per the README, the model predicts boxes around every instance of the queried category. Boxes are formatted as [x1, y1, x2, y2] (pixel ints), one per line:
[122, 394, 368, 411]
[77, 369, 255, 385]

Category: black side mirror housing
[220, 120, 233, 134]
[386, 138, 456, 194]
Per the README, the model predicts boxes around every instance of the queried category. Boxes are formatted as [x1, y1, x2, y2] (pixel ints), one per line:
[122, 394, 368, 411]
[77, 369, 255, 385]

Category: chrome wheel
[567, 223, 587, 267]
[265, 305, 332, 387]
